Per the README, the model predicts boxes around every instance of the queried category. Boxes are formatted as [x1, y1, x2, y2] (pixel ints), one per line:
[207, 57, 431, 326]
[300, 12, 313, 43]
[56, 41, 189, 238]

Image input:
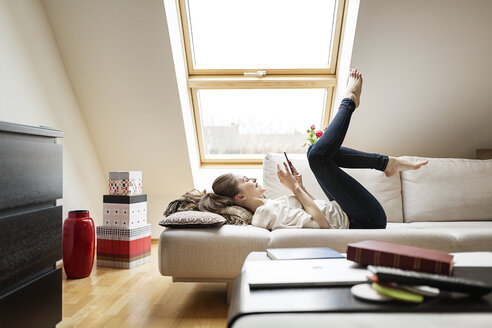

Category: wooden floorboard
[58, 242, 229, 328]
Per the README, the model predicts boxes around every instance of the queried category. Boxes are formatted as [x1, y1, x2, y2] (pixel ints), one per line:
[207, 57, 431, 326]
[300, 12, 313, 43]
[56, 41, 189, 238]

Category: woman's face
[236, 175, 266, 199]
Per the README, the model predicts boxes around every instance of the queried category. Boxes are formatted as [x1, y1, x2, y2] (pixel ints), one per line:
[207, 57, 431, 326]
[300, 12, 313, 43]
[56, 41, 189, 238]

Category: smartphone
[283, 152, 294, 174]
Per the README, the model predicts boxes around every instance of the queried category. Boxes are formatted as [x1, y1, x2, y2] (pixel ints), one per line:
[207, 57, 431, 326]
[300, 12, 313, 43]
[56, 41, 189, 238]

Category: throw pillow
[216, 205, 253, 226]
[159, 211, 226, 228]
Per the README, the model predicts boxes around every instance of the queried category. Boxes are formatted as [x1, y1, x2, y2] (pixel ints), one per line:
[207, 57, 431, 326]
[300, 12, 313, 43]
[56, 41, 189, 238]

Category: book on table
[346, 240, 454, 275]
[266, 247, 344, 260]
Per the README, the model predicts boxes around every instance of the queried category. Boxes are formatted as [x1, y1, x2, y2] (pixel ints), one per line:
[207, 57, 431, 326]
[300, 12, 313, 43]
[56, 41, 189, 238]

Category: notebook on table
[266, 247, 344, 260]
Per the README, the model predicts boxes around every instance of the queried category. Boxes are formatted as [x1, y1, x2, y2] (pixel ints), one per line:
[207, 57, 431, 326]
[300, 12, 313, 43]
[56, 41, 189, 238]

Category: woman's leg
[334, 146, 388, 171]
[308, 146, 389, 205]
[306, 97, 355, 161]
[334, 147, 428, 176]
[307, 69, 387, 229]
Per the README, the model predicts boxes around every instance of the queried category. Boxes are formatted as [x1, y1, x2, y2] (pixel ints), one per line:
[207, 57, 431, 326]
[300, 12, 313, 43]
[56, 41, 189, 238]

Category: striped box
[109, 171, 142, 196]
[96, 224, 151, 269]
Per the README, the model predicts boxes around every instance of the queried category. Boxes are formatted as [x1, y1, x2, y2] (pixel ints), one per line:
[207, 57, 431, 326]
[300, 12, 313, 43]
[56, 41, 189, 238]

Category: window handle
[244, 70, 266, 77]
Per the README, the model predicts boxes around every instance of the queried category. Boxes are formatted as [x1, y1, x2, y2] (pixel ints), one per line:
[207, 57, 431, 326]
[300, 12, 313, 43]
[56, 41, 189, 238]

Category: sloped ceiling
[42, 0, 194, 199]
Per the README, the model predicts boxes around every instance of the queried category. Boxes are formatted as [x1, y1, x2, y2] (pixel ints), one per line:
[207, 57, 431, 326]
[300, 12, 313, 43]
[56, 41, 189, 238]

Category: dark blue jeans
[307, 98, 388, 229]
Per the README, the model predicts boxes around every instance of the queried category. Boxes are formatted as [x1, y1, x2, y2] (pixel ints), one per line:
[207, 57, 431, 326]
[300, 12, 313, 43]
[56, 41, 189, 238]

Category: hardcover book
[266, 247, 344, 260]
[346, 240, 454, 275]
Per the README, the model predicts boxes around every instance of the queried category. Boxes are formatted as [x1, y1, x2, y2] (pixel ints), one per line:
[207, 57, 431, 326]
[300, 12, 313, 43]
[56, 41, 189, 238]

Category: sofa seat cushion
[263, 153, 404, 223]
[159, 222, 492, 280]
[389, 221, 492, 252]
[158, 225, 270, 279]
[389, 221, 492, 230]
[401, 157, 492, 222]
[268, 221, 492, 254]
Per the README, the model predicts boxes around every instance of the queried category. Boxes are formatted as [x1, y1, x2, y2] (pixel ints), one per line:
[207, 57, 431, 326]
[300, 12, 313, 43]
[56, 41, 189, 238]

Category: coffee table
[228, 252, 492, 328]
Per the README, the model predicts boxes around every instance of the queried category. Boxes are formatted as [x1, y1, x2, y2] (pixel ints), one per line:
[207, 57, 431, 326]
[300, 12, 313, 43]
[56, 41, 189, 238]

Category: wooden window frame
[176, 0, 347, 166]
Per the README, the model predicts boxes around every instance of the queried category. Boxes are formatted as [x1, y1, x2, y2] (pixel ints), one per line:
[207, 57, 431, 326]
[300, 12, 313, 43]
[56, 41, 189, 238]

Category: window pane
[197, 89, 327, 156]
[186, 0, 337, 69]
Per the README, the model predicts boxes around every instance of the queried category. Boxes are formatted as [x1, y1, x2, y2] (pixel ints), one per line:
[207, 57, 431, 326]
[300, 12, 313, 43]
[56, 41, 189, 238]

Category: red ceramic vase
[63, 210, 95, 279]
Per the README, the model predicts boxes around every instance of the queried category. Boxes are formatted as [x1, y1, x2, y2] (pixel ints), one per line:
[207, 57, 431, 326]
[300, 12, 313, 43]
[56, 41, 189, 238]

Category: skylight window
[176, 0, 346, 164]
[186, 0, 338, 70]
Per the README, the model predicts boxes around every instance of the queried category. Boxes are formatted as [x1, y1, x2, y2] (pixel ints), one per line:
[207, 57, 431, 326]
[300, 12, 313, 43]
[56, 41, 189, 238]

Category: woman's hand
[287, 162, 316, 201]
[277, 162, 300, 192]
[290, 163, 304, 188]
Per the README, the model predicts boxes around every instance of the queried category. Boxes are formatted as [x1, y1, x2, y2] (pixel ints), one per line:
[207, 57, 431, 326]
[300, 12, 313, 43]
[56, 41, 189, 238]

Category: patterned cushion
[216, 205, 253, 226]
[159, 211, 226, 228]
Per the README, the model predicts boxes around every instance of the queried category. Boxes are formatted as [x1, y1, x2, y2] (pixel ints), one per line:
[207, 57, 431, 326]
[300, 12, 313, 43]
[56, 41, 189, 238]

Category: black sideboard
[0, 121, 64, 327]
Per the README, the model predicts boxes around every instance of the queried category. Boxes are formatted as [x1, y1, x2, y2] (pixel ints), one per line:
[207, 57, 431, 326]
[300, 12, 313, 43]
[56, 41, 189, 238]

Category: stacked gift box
[97, 171, 151, 269]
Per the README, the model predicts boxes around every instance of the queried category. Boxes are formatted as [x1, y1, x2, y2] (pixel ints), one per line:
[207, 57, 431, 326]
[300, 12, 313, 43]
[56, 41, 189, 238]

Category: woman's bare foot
[345, 68, 363, 108]
[384, 157, 429, 177]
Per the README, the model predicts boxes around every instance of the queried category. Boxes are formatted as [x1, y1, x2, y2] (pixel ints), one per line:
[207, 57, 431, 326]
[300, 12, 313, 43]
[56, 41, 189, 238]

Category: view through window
[179, 0, 346, 164]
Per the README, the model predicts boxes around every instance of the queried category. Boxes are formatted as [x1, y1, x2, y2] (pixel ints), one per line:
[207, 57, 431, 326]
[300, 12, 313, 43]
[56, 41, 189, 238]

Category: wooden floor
[59, 241, 229, 328]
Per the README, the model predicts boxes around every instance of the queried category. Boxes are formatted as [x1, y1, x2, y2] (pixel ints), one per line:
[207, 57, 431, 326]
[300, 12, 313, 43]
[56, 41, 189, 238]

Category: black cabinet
[0, 121, 63, 327]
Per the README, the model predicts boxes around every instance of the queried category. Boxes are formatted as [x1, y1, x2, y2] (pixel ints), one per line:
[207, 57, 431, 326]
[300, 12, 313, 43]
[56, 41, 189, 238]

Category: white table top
[232, 312, 492, 328]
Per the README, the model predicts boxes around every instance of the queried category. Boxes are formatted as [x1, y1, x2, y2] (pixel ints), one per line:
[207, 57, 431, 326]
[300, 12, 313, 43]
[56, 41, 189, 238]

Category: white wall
[42, 0, 194, 237]
[346, 0, 492, 159]
[0, 0, 105, 222]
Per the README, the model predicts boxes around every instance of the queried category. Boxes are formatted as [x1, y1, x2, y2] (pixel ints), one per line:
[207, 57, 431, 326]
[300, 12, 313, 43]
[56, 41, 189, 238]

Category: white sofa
[158, 153, 492, 292]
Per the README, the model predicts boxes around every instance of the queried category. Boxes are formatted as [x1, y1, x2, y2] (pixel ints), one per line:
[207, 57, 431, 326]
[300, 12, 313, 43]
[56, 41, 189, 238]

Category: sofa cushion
[390, 221, 492, 230]
[267, 226, 455, 253]
[263, 153, 403, 223]
[268, 221, 492, 254]
[216, 205, 253, 226]
[159, 211, 226, 228]
[401, 157, 492, 222]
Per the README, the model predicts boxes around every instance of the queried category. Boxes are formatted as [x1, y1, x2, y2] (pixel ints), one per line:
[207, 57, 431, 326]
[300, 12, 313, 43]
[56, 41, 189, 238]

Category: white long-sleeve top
[251, 195, 350, 231]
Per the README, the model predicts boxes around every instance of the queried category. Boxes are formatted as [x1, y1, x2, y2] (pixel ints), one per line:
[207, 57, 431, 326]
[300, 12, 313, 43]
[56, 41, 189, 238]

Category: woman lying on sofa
[197, 69, 428, 230]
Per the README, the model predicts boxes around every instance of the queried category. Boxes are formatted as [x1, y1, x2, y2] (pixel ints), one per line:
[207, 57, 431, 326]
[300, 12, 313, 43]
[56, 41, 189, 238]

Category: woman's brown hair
[198, 173, 239, 212]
